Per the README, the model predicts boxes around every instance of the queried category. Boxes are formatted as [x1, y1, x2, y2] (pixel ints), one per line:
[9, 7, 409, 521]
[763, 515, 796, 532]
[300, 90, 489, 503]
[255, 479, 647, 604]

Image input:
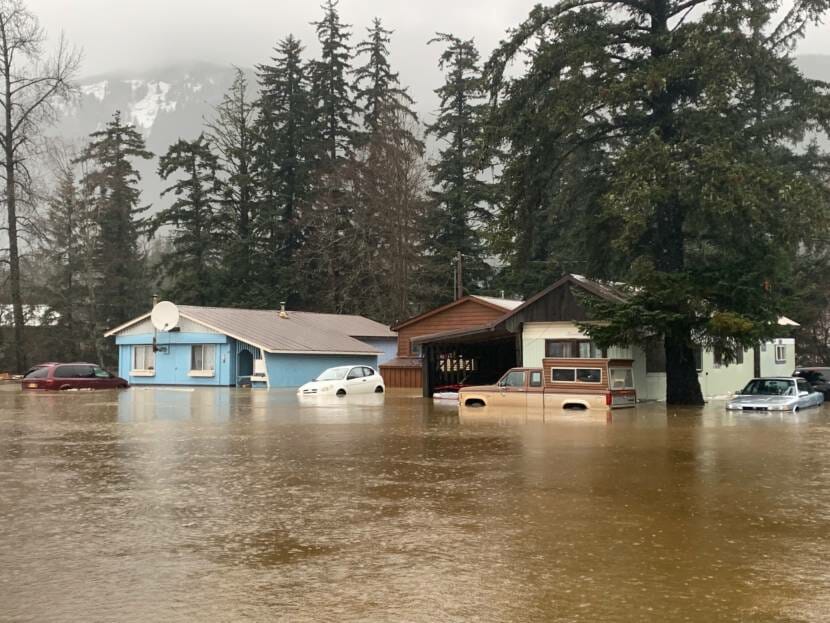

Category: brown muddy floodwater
[1, 386, 829, 622]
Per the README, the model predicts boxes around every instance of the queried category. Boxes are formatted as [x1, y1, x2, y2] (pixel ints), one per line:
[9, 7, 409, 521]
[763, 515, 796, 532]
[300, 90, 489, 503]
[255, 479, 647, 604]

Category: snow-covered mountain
[48, 56, 830, 213]
[52, 62, 253, 213]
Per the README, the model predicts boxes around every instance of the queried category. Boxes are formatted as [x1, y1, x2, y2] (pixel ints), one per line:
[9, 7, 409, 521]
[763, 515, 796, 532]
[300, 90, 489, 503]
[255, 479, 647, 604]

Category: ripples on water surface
[1, 386, 829, 622]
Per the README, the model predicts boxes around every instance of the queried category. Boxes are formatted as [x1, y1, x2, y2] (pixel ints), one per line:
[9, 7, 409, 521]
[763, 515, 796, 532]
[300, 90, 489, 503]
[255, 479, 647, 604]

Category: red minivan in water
[21, 363, 129, 390]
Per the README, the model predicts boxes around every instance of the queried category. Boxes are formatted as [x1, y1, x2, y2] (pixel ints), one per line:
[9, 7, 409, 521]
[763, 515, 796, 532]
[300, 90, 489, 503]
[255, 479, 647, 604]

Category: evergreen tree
[150, 134, 220, 305]
[208, 69, 260, 307]
[354, 18, 417, 141]
[301, 0, 360, 312]
[425, 33, 494, 304]
[486, 1, 830, 404]
[77, 111, 153, 363]
[310, 0, 356, 166]
[40, 162, 87, 361]
[256, 35, 317, 307]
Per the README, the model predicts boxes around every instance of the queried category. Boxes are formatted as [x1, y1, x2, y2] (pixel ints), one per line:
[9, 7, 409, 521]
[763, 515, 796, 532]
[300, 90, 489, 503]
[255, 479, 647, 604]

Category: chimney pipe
[152, 293, 159, 308]
[279, 301, 288, 319]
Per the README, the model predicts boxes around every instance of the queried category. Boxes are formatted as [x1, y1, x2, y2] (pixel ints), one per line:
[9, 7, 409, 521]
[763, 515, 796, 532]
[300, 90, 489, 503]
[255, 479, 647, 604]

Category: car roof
[795, 367, 830, 371]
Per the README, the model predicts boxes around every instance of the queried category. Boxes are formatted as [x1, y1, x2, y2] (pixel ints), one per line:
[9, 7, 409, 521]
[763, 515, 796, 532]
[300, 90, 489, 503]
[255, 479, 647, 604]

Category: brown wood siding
[396, 299, 507, 356]
[542, 358, 634, 391]
[380, 365, 422, 388]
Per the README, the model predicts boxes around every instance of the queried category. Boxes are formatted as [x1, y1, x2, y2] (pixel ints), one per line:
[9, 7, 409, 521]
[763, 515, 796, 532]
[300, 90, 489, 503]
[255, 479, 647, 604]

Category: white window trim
[130, 369, 155, 377]
[132, 344, 155, 375]
[190, 344, 217, 374]
[188, 370, 215, 378]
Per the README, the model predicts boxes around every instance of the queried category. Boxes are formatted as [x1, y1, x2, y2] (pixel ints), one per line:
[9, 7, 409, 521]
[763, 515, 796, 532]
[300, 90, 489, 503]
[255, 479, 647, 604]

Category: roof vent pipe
[279, 302, 289, 319]
[152, 293, 159, 308]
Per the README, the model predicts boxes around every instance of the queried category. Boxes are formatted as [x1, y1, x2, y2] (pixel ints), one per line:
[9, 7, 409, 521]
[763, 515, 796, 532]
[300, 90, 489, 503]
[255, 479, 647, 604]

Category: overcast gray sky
[26, 0, 830, 112]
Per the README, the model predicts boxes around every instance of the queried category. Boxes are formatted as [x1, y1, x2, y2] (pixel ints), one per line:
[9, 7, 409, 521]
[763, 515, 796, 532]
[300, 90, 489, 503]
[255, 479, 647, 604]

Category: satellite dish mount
[150, 301, 180, 352]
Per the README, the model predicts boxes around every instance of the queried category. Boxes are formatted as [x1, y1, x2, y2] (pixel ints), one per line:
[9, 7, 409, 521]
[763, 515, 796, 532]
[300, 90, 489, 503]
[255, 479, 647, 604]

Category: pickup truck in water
[458, 358, 637, 410]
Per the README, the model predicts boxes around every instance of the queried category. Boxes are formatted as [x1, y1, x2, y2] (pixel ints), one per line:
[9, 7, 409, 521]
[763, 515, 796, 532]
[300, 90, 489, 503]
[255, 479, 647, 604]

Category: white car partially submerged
[298, 365, 385, 397]
[726, 377, 824, 412]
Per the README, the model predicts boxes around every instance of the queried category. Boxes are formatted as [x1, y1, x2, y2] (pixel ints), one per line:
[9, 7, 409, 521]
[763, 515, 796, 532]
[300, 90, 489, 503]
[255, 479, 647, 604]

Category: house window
[133, 345, 155, 371]
[775, 344, 786, 364]
[645, 339, 665, 373]
[191, 344, 216, 372]
[545, 339, 604, 358]
[713, 347, 743, 368]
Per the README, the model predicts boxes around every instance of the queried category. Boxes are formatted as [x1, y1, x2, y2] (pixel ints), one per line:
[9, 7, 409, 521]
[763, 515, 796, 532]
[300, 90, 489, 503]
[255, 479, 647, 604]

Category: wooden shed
[379, 296, 522, 389]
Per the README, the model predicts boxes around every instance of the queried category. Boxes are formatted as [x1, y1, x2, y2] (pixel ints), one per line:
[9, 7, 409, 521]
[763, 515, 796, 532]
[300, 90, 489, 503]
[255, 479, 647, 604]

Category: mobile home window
[576, 368, 602, 383]
[545, 340, 603, 358]
[191, 344, 216, 371]
[775, 344, 786, 364]
[133, 345, 155, 370]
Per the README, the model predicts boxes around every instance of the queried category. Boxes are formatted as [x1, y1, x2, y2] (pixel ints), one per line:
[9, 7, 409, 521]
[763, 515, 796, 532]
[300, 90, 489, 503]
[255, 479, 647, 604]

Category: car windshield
[315, 366, 351, 381]
[741, 379, 795, 396]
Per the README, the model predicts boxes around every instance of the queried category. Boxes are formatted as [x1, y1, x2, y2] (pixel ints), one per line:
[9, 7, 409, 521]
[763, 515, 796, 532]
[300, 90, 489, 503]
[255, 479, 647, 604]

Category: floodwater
[1, 386, 829, 622]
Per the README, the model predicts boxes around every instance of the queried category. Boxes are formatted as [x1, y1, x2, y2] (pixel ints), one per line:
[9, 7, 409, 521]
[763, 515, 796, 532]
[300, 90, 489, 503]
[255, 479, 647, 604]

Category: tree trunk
[664, 327, 704, 405]
[4, 80, 25, 373]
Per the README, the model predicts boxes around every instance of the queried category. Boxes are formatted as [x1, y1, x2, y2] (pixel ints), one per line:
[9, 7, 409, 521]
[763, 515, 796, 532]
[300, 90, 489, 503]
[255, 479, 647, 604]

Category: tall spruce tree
[301, 0, 359, 312]
[208, 69, 260, 307]
[354, 18, 417, 140]
[310, 0, 355, 166]
[150, 135, 220, 305]
[77, 111, 153, 363]
[41, 162, 86, 361]
[349, 18, 427, 322]
[425, 33, 494, 304]
[486, 1, 830, 404]
[256, 35, 316, 307]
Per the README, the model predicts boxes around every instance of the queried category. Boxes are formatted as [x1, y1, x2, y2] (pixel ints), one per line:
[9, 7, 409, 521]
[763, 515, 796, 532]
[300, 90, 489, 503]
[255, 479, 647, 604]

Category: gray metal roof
[108, 305, 394, 354]
[176, 306, 392, 354]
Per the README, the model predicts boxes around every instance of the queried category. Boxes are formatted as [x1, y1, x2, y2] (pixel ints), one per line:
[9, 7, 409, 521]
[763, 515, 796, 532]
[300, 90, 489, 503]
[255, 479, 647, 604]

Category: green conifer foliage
[486, 1, 830, 404]
[77, 111, 153, 362]
[151, 135, 220, 305]
[426, 33, 494, 303]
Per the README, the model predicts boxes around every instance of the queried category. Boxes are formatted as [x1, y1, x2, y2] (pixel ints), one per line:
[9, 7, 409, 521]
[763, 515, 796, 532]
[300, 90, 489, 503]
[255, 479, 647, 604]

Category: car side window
[347, 367, 363, 380]
[94, 367, 111, 378]
[500, 371, 526, 388]
[23, 367, 49, 379]
[54, 365, 75, 378]
[529, 371, 542, 387]
[797, 379, 812, 394]
[362, 367, 375, 377]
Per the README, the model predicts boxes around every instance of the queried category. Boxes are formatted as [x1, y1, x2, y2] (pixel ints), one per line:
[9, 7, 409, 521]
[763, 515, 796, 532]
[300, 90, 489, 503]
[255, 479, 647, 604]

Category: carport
[414, 325, 519, 397]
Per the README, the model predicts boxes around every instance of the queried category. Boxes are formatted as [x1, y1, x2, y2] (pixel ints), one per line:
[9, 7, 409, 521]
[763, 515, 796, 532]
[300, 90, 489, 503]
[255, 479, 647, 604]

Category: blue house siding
[116, 333, 231, 386]
[264, 354, 378, 388]
[357, 337, 396, 365]
[116, 332, 378, 388]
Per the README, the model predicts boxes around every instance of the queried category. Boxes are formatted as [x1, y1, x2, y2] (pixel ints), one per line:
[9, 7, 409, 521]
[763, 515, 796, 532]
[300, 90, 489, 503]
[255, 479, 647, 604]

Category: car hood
[459, 384, 500, 393]
[727, 394, 795, 406]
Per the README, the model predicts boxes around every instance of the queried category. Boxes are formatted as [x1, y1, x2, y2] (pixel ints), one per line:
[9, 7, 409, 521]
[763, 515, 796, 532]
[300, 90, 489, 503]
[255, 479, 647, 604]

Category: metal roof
[107, 305, 394, 355]
[468, 295, 524, 310]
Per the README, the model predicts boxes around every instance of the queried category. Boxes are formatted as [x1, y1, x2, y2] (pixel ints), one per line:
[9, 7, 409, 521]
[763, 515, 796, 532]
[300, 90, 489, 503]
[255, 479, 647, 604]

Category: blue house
[105, 304, 397, 388]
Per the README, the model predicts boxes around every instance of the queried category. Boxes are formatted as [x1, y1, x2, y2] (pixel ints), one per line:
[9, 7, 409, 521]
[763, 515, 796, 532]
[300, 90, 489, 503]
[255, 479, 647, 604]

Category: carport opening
[422, 334, 517, 397]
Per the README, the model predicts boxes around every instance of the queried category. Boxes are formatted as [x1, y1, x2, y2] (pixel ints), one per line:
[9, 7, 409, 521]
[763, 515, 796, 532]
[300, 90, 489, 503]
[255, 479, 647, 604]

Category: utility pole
[454, 251, 464, 300]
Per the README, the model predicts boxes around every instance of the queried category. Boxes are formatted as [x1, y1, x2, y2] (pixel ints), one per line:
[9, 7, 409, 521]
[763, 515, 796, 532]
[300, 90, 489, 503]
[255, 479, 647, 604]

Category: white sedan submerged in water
[726, 377, 824, 412]
[298, 365, 385, 397]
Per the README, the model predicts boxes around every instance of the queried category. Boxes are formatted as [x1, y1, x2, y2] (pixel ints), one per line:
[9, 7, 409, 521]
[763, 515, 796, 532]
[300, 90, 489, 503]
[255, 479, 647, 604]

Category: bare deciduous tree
[0, 0, 79, 371]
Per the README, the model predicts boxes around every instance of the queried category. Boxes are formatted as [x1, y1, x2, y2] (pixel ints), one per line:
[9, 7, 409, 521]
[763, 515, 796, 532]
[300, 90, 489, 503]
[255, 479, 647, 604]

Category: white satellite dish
[151, 301, 180, 332]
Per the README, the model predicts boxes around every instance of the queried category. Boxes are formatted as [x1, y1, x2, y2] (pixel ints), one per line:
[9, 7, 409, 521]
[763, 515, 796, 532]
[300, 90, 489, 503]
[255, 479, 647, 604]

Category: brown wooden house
[380, 296, 522, 389]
